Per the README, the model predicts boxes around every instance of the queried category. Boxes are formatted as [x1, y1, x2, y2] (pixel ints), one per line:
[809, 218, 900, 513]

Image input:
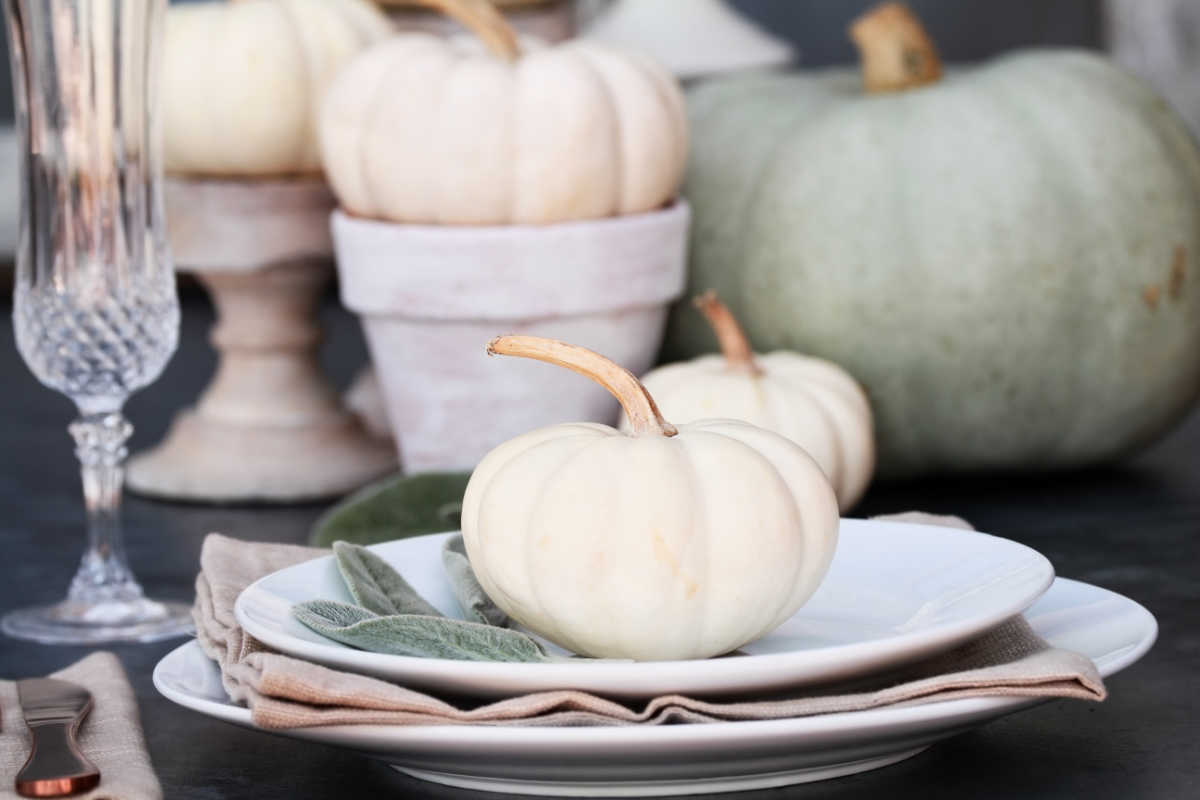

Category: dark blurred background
[732, 0, 1101, 64]
[0, 0, 1105, 124]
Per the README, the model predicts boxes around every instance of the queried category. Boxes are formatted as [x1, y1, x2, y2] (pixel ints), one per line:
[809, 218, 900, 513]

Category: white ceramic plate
[235, 519, 1055, 699]
[158, 578, 1156, 796]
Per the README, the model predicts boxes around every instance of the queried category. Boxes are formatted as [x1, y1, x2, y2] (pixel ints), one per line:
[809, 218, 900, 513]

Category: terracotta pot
[333, 201, 690, 473]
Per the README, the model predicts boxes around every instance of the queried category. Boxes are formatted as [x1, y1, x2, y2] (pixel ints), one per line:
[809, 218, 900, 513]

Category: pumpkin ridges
[165, 0, 390, 177]
[282, 0, 327, 171]
[761, 353, 873, 417]
[516, 435, 611, 654]
[766, 367, 871, 505]
[682, 423, 828, 644]
[465, 373, 840, 659]
[765, 354, 876, 504]
[571, 43, 689, 216]
[350, 46, 397, 220]
[374, 42, 461, 221]
[760, 375, 845, 500]
[671, 435, 712, 657]
[566, 46, 631, 216]
[698, 429, 792, 642]
[620, 48, 691, 199]
[698, 421, 839, 620]
[320, 10, 685, 223]
[224, 2, 309, 173]
[467, 430, 574, 643]
[461, 424, 612, 599]
[319, 39, 414, 218]
[431, 54, 520, 224]
[552, 47, 627, 218]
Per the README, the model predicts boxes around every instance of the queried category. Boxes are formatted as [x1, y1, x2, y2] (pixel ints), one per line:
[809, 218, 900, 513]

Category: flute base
[2, 599, 192, 645]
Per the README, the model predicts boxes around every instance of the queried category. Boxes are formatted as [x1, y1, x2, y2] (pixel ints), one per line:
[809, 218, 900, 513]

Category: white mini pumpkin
[162, 0, 392, 176]
[628, 293, 874, 510]
[462, 336, 839, 661]
[319, 0, 688, 224]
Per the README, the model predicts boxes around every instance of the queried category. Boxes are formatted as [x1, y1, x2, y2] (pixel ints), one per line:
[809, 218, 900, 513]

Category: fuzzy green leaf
[293, 600, 549, 663]
[442, 535, 510, 627]
[333, 541, 442, 618]
[310, 472, 471, 548]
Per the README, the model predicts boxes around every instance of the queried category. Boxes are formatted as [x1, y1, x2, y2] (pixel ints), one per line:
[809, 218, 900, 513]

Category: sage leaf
[442, 535, 509, 627]
[311, 472, 471, 547]
[295, 598, 377, 629]
[333, 541, 442, 618]
[293, 600, 549, 663]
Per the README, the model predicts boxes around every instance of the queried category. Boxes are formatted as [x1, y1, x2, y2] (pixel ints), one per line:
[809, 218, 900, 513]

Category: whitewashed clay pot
[381, 0, 574, 43]
[344, 366, 393, 441]
[333, 201, 690, 473]
[584, 0, 793, 80]
[126, 178, 396, 503]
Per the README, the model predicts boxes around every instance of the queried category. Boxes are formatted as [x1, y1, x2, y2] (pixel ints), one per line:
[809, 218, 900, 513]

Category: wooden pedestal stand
[126, 178, 396, 503]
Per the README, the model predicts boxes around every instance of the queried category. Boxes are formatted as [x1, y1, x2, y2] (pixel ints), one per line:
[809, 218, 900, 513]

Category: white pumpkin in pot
[162, 0, 392, 176]
[627, 292, 875, 510]
[462, 336, 839, 661]
[319, 0, 688, 224]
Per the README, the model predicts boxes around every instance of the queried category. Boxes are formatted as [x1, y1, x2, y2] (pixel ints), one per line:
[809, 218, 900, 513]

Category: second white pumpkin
[319, 2, 688, 224]
[628, 293, 875, 510]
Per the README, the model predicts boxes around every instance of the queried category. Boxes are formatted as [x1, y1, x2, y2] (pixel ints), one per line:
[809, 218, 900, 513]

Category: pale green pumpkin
[667, 4, 1200, 476]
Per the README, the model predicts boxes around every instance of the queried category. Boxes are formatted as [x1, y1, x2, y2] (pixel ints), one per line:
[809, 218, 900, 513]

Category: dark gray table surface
[0, 293, 1196, 799]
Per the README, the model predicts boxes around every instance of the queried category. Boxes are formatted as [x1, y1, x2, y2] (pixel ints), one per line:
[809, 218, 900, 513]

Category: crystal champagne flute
[1, 0, 191, 643]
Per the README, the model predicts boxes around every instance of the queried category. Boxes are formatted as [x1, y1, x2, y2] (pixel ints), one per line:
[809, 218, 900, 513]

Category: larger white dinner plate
[235, 519, 1055, 699]
[158, 578, 1155, 796]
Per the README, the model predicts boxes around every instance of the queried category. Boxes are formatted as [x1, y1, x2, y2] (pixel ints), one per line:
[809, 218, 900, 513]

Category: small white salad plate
[235, 520, 1055, 699]
[158, 577, 1154, 796]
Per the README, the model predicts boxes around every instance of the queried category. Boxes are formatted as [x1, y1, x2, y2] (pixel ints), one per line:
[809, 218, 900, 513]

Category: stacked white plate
[155, 519, 1156, 796]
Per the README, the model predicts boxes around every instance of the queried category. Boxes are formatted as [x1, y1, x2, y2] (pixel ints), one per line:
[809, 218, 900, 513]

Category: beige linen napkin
[194, 516, 1105, 730]
[0, 652, 161, 800]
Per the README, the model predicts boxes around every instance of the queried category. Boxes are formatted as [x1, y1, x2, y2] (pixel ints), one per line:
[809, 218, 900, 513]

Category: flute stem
[65, 412, 145, 612]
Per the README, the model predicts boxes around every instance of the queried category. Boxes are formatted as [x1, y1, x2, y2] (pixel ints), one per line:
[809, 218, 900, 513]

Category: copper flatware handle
[15, 721, 101, 798]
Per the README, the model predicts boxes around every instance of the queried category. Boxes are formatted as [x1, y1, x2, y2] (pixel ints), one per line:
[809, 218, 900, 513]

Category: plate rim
[234, 519, 1056, 697]
[158, 577, 1158, 747]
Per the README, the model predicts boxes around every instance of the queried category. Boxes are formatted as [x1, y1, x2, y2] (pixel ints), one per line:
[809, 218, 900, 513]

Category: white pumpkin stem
[394, 0, 521, 62]
[694, 291, 764, 377]
[487, 336, 679, 438]
[849, 2, 943, 93]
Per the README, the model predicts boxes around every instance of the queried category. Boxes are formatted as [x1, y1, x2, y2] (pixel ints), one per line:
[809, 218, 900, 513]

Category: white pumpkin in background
[463, 336, 839, 662]
[627, 292, 874, 511]
[163, 0, 392, 176]
[319, 0, 688, 224]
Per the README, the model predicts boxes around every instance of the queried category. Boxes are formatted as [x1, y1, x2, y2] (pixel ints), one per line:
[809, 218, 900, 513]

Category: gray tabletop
[0, 293, 1196, 799]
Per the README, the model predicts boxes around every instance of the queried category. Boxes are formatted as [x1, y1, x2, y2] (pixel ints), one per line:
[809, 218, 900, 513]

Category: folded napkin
[194, 515, 1105, 730]
[0, 652, 161, 800]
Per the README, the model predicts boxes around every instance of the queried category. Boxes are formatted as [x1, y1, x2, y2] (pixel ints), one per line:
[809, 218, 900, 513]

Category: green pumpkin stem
[849, 2, 943, 93]
[694, 291, 764, 377]
[487, 335, 679, 438]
